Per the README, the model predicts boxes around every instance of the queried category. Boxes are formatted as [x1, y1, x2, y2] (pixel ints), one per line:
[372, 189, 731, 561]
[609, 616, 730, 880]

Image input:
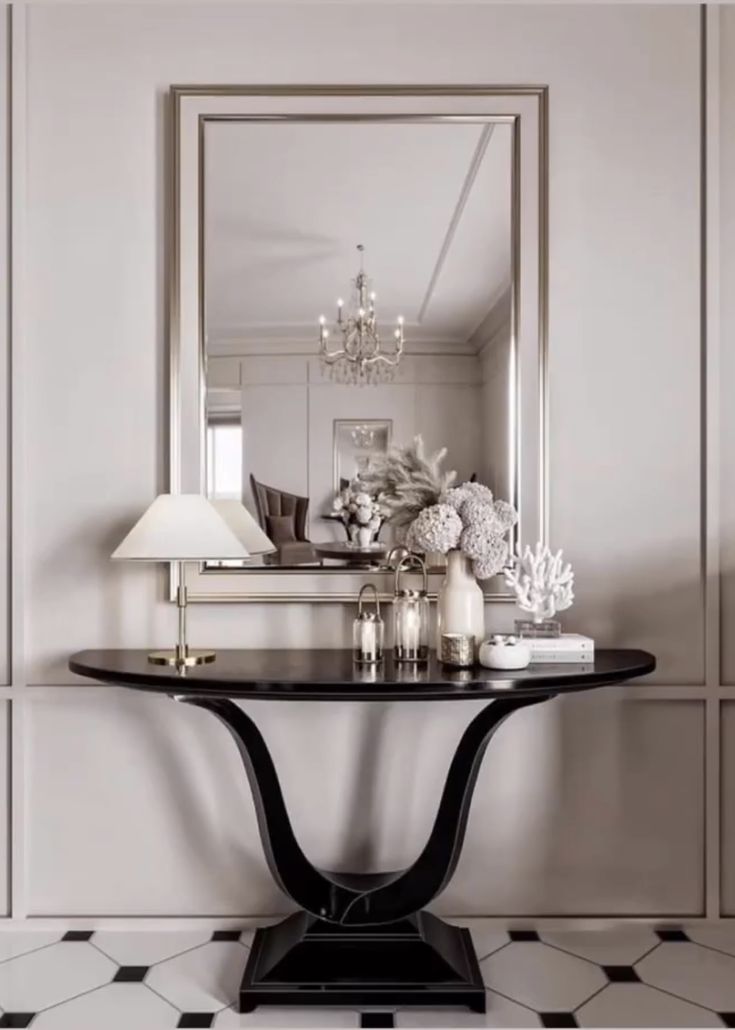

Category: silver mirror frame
[170, 85, 548, 603]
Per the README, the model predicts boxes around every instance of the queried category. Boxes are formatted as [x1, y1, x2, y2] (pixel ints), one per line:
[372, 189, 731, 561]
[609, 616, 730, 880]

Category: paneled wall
[0, 2, 730, 923]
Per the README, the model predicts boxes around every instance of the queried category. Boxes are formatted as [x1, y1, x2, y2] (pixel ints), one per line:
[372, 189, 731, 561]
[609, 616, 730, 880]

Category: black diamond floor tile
[0, 1016, 36, 1028]
[360, 1014, 395, 1028]
[61, 930, 93, 942]
[211, 930, 241, 942]
[655, 928, 690, 942]
[602, 965, 640, 983]
[540, 1014, 578, 1028]
[720, 1015, 735, 1028]
[112, 965, 149, 982]
[509, 930, 540, 942]
[177, 1016, 215, 1029]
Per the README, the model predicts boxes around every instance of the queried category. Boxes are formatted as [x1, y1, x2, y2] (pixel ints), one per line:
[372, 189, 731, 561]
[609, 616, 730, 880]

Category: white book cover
[529, 654, 594, 664]
[525, 634, 594, 652]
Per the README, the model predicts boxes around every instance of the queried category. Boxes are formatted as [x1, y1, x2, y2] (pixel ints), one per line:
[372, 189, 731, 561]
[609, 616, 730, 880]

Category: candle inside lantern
[353, 584, 384, 665]
[393, 555, 430, 663]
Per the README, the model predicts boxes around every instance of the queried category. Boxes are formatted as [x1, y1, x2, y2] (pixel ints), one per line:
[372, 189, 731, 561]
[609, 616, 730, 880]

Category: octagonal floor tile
[540, 928, 659, 966]
[147, 941, 246, 1012]
[450, 921, 510, 962]
[481, 942, 606, 1011]
[216, 1005, 359, 1026]
[0, 941, 115, 1012]
[637, 941, 735, 1010]
[396, 990, 540, 1026]
[0, 932, 61, 965]
[33, 982, 178, 1028]
[577, 982, 721, 1027]
[686, 925, 735, 958]
[92, 929, 213, 967]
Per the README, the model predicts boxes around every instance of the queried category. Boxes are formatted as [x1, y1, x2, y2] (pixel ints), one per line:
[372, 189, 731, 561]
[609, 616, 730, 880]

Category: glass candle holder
[393, 555, 430, 663]
[353, 583, 384, 664]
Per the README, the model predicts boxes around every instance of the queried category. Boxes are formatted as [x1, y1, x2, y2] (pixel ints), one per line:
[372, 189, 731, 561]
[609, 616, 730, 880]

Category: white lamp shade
[111, 494, 250, 562]
[210, 499, 275, 556]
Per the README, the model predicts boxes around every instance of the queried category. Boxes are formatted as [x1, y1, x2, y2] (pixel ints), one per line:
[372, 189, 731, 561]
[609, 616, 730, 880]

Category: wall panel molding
[4, 2, 719, 924]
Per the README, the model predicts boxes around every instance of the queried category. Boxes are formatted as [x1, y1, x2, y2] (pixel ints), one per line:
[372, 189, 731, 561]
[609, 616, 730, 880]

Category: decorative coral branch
[504, 543, 574, 622]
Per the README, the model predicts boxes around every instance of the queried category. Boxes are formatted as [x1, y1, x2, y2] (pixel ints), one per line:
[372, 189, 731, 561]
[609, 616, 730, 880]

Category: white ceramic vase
[436, 549, 485, 655]
[357, 526, 373, 549]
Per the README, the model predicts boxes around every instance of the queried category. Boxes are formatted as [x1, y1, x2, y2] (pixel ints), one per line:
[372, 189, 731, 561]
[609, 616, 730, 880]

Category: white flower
[461, 523, 499, 561]
[356, 505, 373, 525]
[406, 503, 462, 555]
[492, 499, 518, 532]
[332, 496, 344, 512]
[355, 492, 372, 507]
[460, 498, 504, 536]
[443, 484, 476, 511]
[473, 539, 509, 580]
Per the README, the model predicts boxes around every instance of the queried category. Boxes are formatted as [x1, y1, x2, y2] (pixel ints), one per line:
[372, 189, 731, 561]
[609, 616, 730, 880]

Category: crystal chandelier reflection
[318, 245, 405, 385]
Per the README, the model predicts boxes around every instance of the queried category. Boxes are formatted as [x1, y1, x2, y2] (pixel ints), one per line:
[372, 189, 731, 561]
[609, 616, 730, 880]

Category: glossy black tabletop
[69, 649, 655, 701]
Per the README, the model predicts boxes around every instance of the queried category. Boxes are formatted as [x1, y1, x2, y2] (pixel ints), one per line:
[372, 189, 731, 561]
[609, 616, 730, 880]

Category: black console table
[69, 648, 655, 1015]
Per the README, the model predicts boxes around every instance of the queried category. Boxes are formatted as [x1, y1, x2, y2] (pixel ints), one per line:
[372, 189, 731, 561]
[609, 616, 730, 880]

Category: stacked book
[526, 634, 594, 664]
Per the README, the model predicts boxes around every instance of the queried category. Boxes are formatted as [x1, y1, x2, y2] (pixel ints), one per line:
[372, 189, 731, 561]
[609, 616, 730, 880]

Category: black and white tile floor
[0, 924, 732, 1028]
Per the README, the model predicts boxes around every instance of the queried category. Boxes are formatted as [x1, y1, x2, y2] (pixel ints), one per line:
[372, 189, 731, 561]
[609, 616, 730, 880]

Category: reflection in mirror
[203, 120, 513, 572]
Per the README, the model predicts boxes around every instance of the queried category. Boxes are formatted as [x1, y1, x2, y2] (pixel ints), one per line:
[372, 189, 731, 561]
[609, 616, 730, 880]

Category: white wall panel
[0, 702, 12, 916]
[23, 4, 701, 686]
[720, 7, 735, 684]
[0, 6, 9, 686]
[720, 702, 735, 914]
[27, 691, 701, 917]
[18, 3, 706, 918]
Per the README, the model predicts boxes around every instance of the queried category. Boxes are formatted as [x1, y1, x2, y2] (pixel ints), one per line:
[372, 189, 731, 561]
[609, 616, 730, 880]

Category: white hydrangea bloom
[443, 484, 476, 511]
[473, 539, 509, 580]
[492, 499, 518, 532]
[460, 498, 504, 535]
[461, 523, 497, 560]
[406, 503, 462, 555]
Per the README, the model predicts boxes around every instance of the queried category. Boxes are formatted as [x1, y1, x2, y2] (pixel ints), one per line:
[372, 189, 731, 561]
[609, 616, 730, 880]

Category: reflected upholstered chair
[249, 475, 317, 566]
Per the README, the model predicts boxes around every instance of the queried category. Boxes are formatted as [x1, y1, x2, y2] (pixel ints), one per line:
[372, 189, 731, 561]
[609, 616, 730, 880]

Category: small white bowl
[479, 637, 531, 670]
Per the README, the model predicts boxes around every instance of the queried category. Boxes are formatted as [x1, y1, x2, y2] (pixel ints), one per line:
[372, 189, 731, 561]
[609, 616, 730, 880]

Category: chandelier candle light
[319, 244, 405, 385]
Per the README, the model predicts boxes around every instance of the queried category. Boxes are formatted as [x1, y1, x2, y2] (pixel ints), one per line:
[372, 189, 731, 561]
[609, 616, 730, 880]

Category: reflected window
[206, 413, 243, 500]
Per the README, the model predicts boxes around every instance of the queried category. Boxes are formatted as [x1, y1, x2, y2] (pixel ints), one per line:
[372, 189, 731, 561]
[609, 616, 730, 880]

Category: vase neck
[446, 549, 474, 580]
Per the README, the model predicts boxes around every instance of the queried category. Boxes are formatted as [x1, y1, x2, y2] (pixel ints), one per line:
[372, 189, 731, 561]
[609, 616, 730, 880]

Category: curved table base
[178, 691, 554, 1013]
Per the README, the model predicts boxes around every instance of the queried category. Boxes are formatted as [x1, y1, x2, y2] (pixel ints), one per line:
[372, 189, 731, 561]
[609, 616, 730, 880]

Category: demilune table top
[69, 648, 656, 701]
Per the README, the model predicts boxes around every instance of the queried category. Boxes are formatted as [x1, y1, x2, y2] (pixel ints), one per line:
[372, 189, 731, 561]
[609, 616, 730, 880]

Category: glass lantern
[353, 583, 384, 664]
[393, 555, 430, 663]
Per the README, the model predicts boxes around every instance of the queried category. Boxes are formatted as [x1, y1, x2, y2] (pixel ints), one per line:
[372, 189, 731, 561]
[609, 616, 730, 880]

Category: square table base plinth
[239, 910, 486, 1013]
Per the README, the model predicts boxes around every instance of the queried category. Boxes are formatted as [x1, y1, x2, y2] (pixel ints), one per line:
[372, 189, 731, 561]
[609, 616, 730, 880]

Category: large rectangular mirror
[172, 87, 547, 601]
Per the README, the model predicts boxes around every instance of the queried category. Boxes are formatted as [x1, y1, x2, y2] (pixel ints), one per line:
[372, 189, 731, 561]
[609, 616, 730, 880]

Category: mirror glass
[203, 119, 513, 572]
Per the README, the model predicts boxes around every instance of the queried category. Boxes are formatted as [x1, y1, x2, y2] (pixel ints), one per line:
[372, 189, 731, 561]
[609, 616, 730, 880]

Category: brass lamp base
[148, 649, 216, 668]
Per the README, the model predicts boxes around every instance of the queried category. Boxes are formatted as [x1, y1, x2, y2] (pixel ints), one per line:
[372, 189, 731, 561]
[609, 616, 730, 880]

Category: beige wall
[0, 2, 726, 920]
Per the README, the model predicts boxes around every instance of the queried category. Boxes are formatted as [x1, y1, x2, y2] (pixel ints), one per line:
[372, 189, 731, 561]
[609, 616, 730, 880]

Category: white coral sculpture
[504, 542, 575, 623]
[360, 436, 457, 527]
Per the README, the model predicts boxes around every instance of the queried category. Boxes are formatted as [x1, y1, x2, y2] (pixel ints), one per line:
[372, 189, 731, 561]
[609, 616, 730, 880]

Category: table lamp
[112, 493, 257, 669]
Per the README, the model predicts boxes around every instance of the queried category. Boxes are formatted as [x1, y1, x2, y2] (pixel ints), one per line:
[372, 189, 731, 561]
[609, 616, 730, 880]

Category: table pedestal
[179, 692, 553, 1014]
[241, 909, 485, 1012]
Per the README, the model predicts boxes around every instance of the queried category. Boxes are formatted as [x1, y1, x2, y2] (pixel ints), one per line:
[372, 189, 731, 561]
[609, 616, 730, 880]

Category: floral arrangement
[504, 543, 575, 622]
[361, 437, 517, 580]
[332, 481, 384, 543]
